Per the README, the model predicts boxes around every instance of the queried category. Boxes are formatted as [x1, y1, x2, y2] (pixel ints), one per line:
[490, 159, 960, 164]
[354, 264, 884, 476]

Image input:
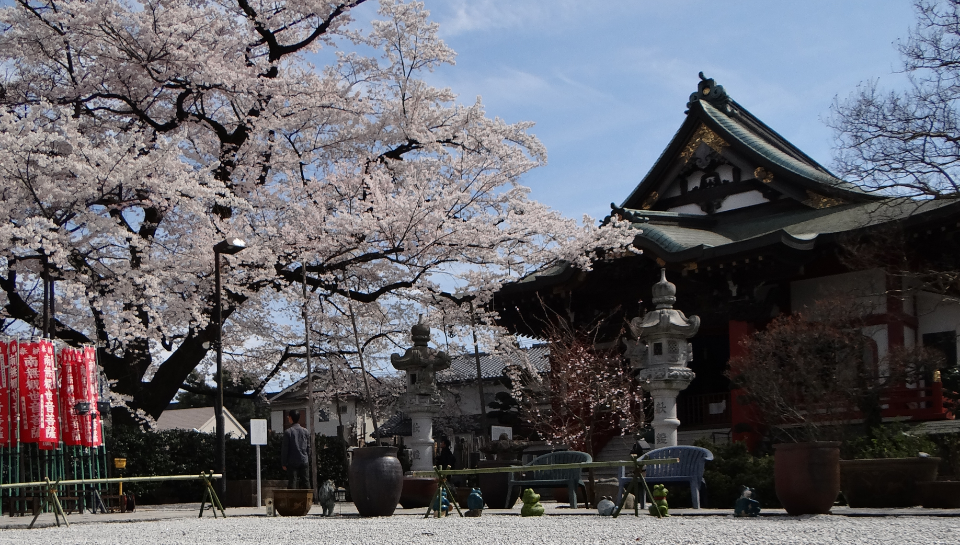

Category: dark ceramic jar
[349, 446, 403, 516]
[774, 441, 841, 515]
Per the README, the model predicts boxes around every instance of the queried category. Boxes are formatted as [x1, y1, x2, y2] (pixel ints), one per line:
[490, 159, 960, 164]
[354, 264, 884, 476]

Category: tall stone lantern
[626, 269, 700, 448]
[390, 320, 452, 472]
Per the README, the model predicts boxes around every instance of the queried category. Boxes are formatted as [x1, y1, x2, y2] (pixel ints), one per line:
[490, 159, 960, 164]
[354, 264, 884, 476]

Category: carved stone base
[641, 368, 695, 448]
[406, 410, 438, 472]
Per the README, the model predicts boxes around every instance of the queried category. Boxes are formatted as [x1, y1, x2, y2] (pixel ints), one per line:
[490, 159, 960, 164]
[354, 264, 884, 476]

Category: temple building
[494, 73, 959, 446]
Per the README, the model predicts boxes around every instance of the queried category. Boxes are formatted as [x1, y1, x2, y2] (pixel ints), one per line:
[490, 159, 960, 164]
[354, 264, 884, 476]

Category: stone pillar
[390, 320, 452, 472]
[407, 411, 435, 472]
[626, 269, 700, 448]
[645, 372, 694, 448]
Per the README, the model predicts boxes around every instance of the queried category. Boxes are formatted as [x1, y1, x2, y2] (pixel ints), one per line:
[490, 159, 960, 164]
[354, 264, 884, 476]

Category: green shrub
[694, 439, 779, 509]
[106, 428, 348, 504]
[841, 423, 938, 460]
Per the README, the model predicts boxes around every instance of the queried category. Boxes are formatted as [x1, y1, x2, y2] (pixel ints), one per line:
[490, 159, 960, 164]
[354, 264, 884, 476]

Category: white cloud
[429, 0, 581, 36]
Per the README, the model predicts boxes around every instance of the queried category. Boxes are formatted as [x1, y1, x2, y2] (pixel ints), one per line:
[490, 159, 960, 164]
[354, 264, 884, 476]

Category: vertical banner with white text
[4, 340, 18, 446]
[59, 348, 83, 446]
[37, 339, 59, 449]
[18, 338, 40, 444]
[79, 346, 102, 447]
[0, 339, 9, 446]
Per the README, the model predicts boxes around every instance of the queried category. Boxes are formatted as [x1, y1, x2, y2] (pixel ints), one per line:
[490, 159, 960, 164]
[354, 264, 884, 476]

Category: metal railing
[677, 392, 732, 427]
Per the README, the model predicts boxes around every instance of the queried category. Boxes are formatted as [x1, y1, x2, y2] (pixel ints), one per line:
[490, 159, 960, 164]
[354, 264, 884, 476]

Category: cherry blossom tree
[508, 320, 645, 458]
[0, 1, 632, 424]
[500, 316, 644, 504]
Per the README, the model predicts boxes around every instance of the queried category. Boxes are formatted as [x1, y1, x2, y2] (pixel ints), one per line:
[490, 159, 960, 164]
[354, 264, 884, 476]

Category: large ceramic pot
[774, 441, 841, 515]
[477, 460, 521, 509]
[349, 446, 404, 516]
[273, 489, 313, 516]
[918, 480, 960, 508]
[399, 477, 438, 509]
[840, 457, 940, 507]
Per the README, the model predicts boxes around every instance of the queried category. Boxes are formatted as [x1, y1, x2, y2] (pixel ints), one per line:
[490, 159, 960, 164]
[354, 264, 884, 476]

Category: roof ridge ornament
[687, 72, 730, 111]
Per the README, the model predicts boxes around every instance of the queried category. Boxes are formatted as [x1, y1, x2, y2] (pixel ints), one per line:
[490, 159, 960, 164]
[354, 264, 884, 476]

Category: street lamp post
[213, 238, 246, 498]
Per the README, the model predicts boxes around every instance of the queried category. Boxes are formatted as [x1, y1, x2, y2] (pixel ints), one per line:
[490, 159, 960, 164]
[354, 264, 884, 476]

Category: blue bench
[506, 451, 592, 508]
[617, 445, 713, 509]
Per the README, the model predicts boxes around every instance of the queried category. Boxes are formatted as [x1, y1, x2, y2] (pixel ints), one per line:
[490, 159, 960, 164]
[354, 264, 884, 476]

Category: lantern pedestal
[407, 408, 439, 472]
[640, 369, 695, 448]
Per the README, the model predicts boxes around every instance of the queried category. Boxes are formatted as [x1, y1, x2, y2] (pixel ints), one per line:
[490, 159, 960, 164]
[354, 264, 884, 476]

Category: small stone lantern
[626, 269, 700, 448]
[390, 319, 451, 472]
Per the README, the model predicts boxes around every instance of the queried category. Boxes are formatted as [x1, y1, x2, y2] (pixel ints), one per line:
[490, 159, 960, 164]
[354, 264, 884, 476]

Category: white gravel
[1, 513, 958, 545]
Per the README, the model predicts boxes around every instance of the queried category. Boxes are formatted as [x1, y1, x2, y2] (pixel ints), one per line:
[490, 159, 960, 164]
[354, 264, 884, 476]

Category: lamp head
[214, 238, 247, 255]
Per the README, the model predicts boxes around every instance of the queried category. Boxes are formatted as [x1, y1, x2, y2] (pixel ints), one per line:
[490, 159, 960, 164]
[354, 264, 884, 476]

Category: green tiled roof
[623, 197, 959, 261]
[639, 223, 733, 253]
[700, 101, 866, 195]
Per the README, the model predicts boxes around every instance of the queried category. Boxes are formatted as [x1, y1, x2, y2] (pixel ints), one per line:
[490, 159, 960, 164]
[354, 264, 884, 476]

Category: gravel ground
[2, 513, 958, 545]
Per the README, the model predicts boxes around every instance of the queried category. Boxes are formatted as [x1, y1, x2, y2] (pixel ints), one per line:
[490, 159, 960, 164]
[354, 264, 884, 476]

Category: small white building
[437, 345, 550, 420]
[154, 407, 248, 439]
[378, 345, 551, 464]
[266, 371, 375, 446]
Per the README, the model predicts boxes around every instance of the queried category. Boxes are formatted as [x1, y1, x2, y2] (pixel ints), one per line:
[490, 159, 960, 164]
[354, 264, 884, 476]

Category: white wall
[917, 291, 960, 337]
[270, 410, 283, 432]
[441, 382, 510, 416]
[791, 269, 887, 316]
[269, 398, 372, 443]
[789, 275, 960, 364]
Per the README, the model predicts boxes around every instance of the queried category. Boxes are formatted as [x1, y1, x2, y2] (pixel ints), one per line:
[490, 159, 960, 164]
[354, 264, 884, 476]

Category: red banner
[38, 339, 59, 448]
[58, 348, 83, 446]
[0, 340, 10, 446]
[78, 346, 102, 447]
[19, 339, 59, 447]
[4, 340, 19, 446]
[18, 339, 39, 443]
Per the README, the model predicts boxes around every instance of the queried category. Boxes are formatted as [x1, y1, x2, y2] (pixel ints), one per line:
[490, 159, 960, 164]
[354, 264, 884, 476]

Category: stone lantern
[626, 269, 700, 448]
[390, 319, 452, 472]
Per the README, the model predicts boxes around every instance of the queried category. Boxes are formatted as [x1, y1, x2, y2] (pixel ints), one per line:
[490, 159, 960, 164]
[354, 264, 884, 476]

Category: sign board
[250, 419, 268, 445]
[491, 425, 512, 441]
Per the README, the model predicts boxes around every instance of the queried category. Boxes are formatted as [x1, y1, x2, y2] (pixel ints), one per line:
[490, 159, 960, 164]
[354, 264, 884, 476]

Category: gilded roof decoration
[803, 190, 845, 209]
[679, 124, 729, 163]
[754, 167, 774, 184]
[642, 191, 659, 210]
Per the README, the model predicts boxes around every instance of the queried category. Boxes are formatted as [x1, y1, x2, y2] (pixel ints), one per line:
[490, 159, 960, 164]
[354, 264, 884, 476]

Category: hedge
[107, 427, 348, 504]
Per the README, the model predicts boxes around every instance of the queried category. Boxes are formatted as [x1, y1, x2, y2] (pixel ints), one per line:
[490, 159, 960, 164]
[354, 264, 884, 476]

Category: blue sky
[352, 0, 917, 221]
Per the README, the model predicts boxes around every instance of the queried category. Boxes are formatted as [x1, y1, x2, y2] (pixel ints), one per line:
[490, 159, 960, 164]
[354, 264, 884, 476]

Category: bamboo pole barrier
[5, 473, 225, 525]
[414, 458, 679, 518]
[410, 458, 678, 478]
[0, 472, 222, 489]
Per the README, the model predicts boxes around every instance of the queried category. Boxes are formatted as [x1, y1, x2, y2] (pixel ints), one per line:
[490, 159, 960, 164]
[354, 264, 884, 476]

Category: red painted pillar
[729, 320, 762, 452]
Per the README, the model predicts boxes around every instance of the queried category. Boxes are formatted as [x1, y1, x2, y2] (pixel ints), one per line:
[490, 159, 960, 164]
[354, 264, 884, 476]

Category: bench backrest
[639, 446, 713, 480]
[523, 451, 592, 482]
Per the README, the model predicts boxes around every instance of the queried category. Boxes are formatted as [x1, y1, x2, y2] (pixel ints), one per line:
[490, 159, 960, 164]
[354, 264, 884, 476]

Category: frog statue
[465, 488, 484, 517]
[520, 488, 544, 517]
[648, 484, 669, 517]
[431, 487, 451, 516]
[734, 485, 761, 517]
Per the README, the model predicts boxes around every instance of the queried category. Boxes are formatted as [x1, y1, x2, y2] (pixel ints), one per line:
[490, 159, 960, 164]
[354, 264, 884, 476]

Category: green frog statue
[648, 484, 669, 517]
[520, 488, 544, 517]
